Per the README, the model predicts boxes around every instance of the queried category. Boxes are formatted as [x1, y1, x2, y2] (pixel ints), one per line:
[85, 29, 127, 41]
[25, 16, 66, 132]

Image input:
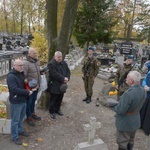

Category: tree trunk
[28, 16, 31, 34]
[57, 0, 79, 58]
[12, 14, 16, 35]
[20, 3, 24, 36]
[47, 0, 58, 61]
[3, 0, 9, 35]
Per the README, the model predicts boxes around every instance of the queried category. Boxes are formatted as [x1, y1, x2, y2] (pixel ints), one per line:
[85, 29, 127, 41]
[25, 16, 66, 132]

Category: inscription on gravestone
[120, 43, 133, 55]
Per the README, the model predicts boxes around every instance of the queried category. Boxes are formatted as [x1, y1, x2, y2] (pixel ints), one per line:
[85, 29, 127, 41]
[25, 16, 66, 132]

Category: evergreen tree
[73, 0, 117, 47]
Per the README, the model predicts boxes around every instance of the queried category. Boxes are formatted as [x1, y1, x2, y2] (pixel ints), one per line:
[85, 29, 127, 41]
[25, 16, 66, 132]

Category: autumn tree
[113, 0, 150, 41]
[136, 1, 150, 44]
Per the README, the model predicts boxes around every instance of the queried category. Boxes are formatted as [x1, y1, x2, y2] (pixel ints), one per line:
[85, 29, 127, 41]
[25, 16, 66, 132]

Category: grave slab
[0, 118, 11, 134]
[74, 139, 108, 150]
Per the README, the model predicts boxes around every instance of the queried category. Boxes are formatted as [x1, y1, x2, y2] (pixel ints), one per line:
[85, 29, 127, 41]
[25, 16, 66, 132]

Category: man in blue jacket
[7, 59, 33, 145]
[110, 71, 146, 150]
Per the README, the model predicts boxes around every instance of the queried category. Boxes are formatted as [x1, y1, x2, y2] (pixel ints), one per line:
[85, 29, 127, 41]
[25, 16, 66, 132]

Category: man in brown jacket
[23, 47, 41, 126]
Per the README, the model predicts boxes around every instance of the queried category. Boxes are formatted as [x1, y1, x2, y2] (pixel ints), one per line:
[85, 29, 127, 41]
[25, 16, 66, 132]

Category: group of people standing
[7, 48, 42, 145]
[7, 48, 70, 145]
[6, 45, 150, 149]
[110, 55, 150, 150]
[82, 48, 150, 150]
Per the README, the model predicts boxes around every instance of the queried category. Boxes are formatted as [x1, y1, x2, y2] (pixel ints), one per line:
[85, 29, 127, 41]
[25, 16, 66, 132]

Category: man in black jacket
[47, 51, 71, 119]
[7, 59, 33, 145]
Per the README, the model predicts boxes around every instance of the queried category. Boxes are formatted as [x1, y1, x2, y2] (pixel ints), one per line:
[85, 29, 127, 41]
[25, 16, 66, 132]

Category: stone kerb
[0, 85, 11, 134]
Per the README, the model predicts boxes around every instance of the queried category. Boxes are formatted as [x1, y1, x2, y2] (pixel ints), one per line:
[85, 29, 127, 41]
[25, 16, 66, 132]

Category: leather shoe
[82, 97, 88, 101]
[86, 99, 91, 103]
[50, 113, 56, 119]
[32, 113, 41, 120]
[56, 111, 63, 116]
[26, 117, 35, 126]
[12, 139, 22, 145]
[19, 131, 29, 137]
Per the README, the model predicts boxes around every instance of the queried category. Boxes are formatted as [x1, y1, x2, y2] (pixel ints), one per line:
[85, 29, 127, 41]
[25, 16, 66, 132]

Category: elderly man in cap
[82, 46, 100, 103]
[116, 55, 134, 98]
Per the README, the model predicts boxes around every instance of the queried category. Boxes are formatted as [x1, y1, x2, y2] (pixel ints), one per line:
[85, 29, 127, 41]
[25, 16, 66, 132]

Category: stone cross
[84, 117, 101, 144]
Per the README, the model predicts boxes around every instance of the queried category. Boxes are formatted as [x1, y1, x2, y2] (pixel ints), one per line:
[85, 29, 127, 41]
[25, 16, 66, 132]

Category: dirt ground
[0, 65, 149, 150]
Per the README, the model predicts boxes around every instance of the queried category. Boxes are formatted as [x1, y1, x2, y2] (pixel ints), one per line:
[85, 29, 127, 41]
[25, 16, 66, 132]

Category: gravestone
[74, 117, 108, 150]
[117, 56, 124, 66]
[0, 44, 2, 50]
[120, 42, 133, 55]
[99, 58, 115, 66]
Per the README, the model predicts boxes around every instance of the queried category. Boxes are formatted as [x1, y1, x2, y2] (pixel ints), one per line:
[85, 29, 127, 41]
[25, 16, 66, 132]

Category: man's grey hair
[54, 51, 62, 56]
[128, 71, 141, 82]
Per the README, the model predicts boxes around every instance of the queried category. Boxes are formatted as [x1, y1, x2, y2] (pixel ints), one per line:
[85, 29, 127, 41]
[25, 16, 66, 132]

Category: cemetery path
[0, 65, 148, 150]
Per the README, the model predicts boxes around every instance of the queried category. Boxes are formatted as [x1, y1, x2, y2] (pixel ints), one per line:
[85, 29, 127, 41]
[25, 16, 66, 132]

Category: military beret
[28, 79, 38, 89]
[88, 47, 94, 51]
[127, 55, 134, 59]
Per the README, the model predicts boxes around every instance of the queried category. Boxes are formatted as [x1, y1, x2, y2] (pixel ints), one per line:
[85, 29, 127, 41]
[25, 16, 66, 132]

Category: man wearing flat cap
[82, 46, 100, 103]
[116, 55, 134, 98]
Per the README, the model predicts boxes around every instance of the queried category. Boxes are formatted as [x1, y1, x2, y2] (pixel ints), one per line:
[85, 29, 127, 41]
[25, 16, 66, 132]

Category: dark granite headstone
[99, 58, 115, 65]
[0, 44, 2, 50]
[120, 42, 133, 55]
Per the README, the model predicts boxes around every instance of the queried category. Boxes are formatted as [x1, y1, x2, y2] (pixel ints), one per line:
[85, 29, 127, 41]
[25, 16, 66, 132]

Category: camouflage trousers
[83, 76, 94, 97]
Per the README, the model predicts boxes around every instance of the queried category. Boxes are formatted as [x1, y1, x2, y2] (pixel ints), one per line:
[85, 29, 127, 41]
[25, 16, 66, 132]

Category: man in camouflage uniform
[82, 47, 100, 103]
[116, 55, 134, 98]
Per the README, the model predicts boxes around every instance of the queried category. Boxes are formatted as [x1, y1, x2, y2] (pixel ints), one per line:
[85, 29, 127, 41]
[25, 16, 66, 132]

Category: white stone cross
[84, 117, 101, 144]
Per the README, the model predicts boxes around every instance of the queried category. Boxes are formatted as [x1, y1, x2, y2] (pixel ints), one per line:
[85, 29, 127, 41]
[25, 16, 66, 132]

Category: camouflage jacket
[82, 56, 100, 77]
[116, 64, 133, 92]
